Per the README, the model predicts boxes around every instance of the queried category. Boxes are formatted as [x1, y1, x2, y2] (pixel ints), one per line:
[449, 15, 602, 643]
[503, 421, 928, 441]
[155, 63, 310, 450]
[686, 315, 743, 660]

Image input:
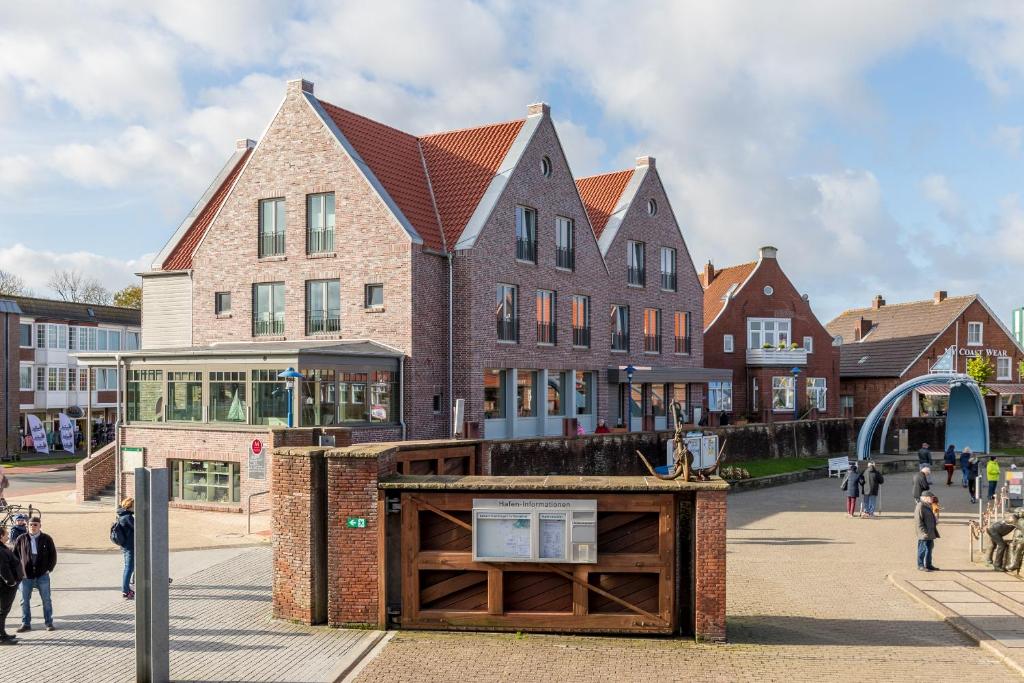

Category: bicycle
[0, 503, 39, 529]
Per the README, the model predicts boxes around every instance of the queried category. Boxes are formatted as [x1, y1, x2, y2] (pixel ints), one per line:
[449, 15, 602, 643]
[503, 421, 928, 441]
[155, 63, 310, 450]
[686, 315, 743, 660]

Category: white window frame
[19, 364, 32, 391]
[967, 322, 983, 346]
[803, 336, 813, 353]
[806, 377, 827, 411]
[708, 381, 733, 412]
[723, 334, 734, 353]
[748, 317, 791, 349]
[35, 366, 45, 391]
[997, 356, 1013, 381]
[18, 323, 32, 348]
[772, 376, 795, 411]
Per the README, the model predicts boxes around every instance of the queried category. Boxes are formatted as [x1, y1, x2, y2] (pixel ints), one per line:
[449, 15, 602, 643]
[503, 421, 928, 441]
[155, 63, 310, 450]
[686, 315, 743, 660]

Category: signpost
[248, 439, 266, 481]
[135, 467, 169, 683]
[122, 446, 144, 472]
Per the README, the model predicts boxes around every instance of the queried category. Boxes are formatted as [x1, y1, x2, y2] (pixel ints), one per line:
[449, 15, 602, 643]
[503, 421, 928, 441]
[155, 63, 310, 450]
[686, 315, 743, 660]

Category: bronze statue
[1004, 511, 1024, 573]
[635, 402, 725, 481]
[987, 513, 1018, 570]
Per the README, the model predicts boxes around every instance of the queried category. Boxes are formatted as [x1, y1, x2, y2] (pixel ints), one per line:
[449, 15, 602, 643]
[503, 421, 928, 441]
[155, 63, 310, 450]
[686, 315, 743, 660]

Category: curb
[727, 457, 922, 493]
[335, 630, 392, 682]
[888, 573, 1024, 678]
[62, 540, 272, 554]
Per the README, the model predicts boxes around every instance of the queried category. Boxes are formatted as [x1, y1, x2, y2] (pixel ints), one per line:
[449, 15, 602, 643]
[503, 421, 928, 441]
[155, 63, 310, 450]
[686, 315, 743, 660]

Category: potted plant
[790, 342, 799, 350]
[776, 341, 787, 350]
[762, 343, 773, 350]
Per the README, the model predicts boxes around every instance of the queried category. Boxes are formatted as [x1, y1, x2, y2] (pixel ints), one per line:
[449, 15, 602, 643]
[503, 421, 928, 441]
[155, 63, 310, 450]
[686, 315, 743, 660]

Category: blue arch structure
[855, 373, 990, 460]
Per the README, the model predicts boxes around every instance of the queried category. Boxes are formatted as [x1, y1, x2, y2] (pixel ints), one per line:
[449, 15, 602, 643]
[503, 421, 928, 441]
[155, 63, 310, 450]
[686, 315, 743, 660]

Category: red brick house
[826, 292, 1024, 418]
[700, 246, 840, 421]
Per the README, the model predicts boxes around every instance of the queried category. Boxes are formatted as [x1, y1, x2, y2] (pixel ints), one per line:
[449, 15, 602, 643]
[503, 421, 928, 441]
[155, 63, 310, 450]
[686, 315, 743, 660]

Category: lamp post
[791, 366, 801, 421]
[277, 368, 304, 428]
[625, 364, 636, 432]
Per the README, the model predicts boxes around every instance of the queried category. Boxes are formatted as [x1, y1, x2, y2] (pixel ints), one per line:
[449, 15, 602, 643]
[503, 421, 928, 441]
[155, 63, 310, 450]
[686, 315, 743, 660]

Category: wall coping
[274, 447, 328, 458]
[378, 473, 730, 492]
[324, 444, 397, 459]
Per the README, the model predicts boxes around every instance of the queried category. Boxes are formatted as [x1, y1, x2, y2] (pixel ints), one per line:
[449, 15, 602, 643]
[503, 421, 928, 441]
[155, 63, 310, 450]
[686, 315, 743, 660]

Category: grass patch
[735, 457, 827, 478]
[2, 456, 83, 468]
[997, 448, 1024, 457]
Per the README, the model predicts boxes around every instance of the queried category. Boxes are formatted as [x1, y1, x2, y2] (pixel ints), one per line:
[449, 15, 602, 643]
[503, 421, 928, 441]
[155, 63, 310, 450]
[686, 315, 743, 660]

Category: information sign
[122, 446, 144, 473]
[248, 439, 266, 481]
[472, 499, 597, 563]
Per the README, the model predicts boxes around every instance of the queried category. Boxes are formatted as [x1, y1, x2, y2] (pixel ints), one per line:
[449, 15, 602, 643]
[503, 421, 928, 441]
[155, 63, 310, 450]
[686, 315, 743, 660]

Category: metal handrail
[247, 490, 271, 535]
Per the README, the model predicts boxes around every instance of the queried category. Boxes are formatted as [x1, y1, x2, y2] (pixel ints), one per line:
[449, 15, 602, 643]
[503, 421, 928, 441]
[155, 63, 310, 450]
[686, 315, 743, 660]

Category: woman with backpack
[113, 498, 135, 599]
[841, 462, 864, 517]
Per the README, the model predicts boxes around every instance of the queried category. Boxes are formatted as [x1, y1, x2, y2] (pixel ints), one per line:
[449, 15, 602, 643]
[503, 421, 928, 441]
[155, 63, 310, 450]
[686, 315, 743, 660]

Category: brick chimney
[236, 138, 256, 151]
[872, 294, 885, 309]
[287, 78, 314, 95]
[636, 156, 655, 169]
[703, 261, 716, 287]
[759, 245, 778, 260]
[527, 102, 550, 117]
[854, 317, 872, 341]
[934, 290, 947, 304]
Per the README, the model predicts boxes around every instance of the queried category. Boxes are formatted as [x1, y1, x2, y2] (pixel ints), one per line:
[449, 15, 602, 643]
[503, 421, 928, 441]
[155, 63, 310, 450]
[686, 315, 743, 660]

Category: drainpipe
[3, 311, 8, 459]
[447, 251, 454, 438]
[399, 355, 406, 440]
[114, 353, 122, 506]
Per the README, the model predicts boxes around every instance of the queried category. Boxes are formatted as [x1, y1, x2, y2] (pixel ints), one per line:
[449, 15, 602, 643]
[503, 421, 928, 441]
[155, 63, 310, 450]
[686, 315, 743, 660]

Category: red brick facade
[0, 311, 19, 457]
[693, 489, 727, 641]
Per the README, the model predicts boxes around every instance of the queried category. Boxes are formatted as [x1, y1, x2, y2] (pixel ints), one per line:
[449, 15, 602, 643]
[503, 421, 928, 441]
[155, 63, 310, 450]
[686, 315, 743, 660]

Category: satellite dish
[66, 406, 84, 419]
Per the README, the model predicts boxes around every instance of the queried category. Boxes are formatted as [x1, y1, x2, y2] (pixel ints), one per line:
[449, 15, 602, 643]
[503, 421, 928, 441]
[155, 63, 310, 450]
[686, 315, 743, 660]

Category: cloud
[0, 155, 38, 191]
[920, 173, 968, 229]
[553, 119, 607, 178]
[0, 243, 152, 295]
[993, 124, 1023, 155]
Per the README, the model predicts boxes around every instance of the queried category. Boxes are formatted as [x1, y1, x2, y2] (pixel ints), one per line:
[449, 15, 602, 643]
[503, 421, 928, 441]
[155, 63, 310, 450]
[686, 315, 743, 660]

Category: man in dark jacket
[116, 499, 136, 599]
[988, 513, 1018, 570]
[863, 462, 885, 517]
[915, 492, 940, 571]
[0, 525, 23, 644]
[918, 443, 932, 467]
[960, 448, 972, 488]
[968, 454, 980, 504]
[13, 517, 56, 631]
[943, 445, 957, 485]
[912, 466, 932, 503]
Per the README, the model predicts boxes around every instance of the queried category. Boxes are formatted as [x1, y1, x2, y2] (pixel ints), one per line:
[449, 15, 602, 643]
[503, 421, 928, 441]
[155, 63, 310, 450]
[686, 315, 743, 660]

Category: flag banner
[26, 414, 48, 454]
[58, 412, 76, 453]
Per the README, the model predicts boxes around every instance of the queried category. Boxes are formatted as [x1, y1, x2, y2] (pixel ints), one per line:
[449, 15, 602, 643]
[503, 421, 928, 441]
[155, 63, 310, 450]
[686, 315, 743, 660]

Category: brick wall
[693, 489, 726, 641]
[1, 312, 19, 456]
[74, 441, 116, 503]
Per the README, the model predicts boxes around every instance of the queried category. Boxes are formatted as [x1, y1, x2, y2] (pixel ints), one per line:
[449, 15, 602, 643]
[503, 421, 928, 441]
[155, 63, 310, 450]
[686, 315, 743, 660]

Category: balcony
[258, 232, 285, 258]
[307, 228, 335, 254]
[516, 237, 537, 263]
[572, 326, 590, 348]
[674, 336, 691, 354]
[536, 321, 556, 345]
[556, 246, 575, 270]
[307, 311, 341, 335]
[611, 331, 629, 352]
[661, 272, 677, 291]
[627, 266, 645, 287]
[497, 317, 519, 343]
[644, 334, 661, 353]
[253, 317, 285, 337]
[746, 347, 809, 366]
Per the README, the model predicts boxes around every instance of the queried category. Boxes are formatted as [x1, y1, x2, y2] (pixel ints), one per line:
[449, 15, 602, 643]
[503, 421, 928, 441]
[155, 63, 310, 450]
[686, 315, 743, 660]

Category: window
[643, 308, 661, 353]
[127, 369, 163, 422]
[748, 317, 792, 349]
[610, 305, 629, 351]
[253, 282, 285, 336]
[19, 324, 31, 348]
[998, 356, 1013, 381]
[339, 371, 367, 422]
[367, 370, 397, 423]
[751, 377, 759, 412]
[167, 371, 203, 421]
[107, 330, 121, 351]
[806, 378, 827, 411]
[258, 197, 286, 257]
[571, 295, 590, 348]
[215, 292, 231, 315]
[81, 368, 89, 391]
[364, 283, 384, 309]
[170, 460, 239, 504]
[484, 369, 506, 419]
[674, 312, 691, 354]
[536, 290, 556, 345]
[555, 217, 574, 270]
[68, 367, 76, 390]
[306, 192, 335, 254]
[804, 336, 813, 353]
[36, 323, 67, 350]
[772, 376, 795, 411]
[575, 370, 594, 415]
[763, 285, 774, 296]
[36, 367, 44, 391]
[708, 381, 733, 412]
[432, 394, 442, 414]
[35, 323, 44, 349]
[299, 368, 338, 426]
[541, 155, 552, 178]
[47, 367, 67, 391]
[515, 206, 537, 262]
[496, 284, 518, 342]
[724, 334, 734, 353]
[660, 247, 677, 291]
[516, 371, 537, 417]
[125, 332, 140, 350]
[547, 371, 564, 416]
[967, 322, 983, 346]
[96, 368, 118, 390]
[307, 279, 341, 334]
[626, 240, 645, 286]
[19, 366, 31, 390]
[840, 395, 855, 411]
[647, 198, 657, 215]
[252, 368, 287, 425]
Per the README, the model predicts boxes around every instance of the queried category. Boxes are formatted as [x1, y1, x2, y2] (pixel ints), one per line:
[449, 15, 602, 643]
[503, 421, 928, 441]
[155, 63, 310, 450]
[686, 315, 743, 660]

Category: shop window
[517, 371, 537, 417]
[708, 381, 732, 412]
[772, 376, 795, 411]
[650, 384, 666, 417]
[368, 370, 397, 423]
[210, 371, 247, 423]
[998, 356, 1013, 381]
[806, 378, 827, 411]
[251, 368, 288, 426]
[484, 369, 506, 419]
[300, 368, 338, 426]
[167, 371, 203, 421]
[127, 369, 164, 422]
[575, 371, 593, 416]
[547, 371, 564, 416]
[967, 322, 983, 346]
[170, 460, 240, 504]
[339, 372, 368, 422]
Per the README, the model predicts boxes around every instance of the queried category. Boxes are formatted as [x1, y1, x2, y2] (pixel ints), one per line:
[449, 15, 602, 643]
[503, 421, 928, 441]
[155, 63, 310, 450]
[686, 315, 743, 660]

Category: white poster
[58, 413, 75, 453]
[26, 414, 48, 454]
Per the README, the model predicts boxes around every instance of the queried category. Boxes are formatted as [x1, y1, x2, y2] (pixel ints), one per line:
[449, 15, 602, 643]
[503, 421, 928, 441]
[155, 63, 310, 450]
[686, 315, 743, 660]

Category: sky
[2, 1, 1024, 326]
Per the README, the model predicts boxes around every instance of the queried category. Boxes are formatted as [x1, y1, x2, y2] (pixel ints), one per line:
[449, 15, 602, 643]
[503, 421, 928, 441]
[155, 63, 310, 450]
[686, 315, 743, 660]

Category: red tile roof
[162, 148, 251, 270]
[575, 170, 635, 238]
[420, 120, 525, 248]
[701, 261, 757, 327]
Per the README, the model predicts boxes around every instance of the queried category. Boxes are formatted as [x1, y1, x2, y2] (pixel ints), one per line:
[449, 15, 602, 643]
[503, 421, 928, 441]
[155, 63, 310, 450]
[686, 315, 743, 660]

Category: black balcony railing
[674, 336, 692, 354]
[307, 228, 335, 254]
[307, 310, 341, 335]
[516, 237, 537, 263]
[556, 246, 575, 270]
[497, 317, 519, 342]
[611, 331, 629, 351]
[536, 321, 556, 345]
[627, 266, 645, 287]
[644, 334, 661, 353]
[259, 232, 285, 257]
[572, 326, 590, 348]
[253, 317, 284, 337]
[661, 272, 677, 291]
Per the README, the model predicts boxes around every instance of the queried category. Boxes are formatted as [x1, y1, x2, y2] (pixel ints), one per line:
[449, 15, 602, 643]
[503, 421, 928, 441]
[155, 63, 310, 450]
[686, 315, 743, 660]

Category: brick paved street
[355, 471, 1021, 682]
[4, 547, 377, 682]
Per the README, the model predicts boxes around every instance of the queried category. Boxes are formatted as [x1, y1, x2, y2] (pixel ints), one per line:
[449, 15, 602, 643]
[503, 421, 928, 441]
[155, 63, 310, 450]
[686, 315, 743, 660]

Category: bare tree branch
[0, 269, 31, 297]
[47, 269, 112, 304]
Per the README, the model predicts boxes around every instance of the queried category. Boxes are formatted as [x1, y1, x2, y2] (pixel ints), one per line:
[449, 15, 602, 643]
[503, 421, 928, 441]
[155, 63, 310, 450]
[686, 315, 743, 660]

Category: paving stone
[989, 631, 1024, 648]
[999, 592, 1024, 603]
[925, 591, 989, 602]
[909, 580, 964, 591]
[943, 602, 1012, 616]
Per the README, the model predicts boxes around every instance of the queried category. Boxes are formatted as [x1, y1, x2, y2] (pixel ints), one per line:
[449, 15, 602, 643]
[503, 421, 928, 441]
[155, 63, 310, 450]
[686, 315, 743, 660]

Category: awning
[606, 366, 732, 384]
[915, 384, 950, 396]
[992, 384, 1024, 396]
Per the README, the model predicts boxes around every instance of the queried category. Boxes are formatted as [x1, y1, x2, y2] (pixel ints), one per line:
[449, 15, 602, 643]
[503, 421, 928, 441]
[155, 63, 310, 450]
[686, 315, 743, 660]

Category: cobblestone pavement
[355, 471, 1021, 682]
[4, 547, 376, 682]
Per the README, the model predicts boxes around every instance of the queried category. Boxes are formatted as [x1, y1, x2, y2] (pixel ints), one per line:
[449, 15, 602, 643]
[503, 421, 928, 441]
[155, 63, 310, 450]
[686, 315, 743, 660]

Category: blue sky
[2, 1, 1024, 327]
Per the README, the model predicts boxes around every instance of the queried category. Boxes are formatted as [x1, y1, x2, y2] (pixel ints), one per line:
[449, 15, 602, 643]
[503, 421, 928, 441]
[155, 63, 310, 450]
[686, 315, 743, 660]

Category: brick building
[826, 292, 1024, 418]
[76, 77, 720, 509]
[700, 246, 840, 421]
[0, 300, 21, 458]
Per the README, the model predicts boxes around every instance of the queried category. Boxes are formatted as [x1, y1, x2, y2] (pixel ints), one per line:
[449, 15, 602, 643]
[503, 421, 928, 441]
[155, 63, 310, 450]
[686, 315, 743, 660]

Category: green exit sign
[346, 517, 367, 529]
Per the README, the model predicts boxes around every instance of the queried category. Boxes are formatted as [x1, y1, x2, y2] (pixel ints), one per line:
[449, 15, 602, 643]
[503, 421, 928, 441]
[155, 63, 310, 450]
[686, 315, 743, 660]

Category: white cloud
[0, 155, 38, 191]
[0, 243, 151, 295]
[553, 119, 607, 178]
[993, 124, 1023, 155]
[920, 173, 968, 229]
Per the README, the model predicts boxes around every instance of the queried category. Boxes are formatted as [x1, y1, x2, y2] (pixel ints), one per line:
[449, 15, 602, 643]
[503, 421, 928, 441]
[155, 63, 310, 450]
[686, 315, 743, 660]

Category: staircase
[93, 483, 116, 506]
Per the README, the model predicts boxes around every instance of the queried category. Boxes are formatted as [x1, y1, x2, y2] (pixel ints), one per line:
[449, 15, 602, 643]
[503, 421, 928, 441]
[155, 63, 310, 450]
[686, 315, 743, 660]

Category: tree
[966, 355, 995, 395]
[113, 284, 142, 309]
[0, 269, 30, 296]
[47, 269, 112, 305]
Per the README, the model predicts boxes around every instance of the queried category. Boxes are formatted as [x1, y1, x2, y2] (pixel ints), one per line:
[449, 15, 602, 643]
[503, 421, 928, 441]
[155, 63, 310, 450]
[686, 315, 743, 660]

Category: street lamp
[625, 364, 636, 432]
[790, 366, 801, 421]
[277, 368, 304, 428]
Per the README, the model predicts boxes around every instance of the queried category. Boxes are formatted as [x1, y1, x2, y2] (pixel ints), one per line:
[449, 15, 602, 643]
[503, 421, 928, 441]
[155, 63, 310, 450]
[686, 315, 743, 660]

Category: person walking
[8, 515, 27, 545]
[12, 517, 56, 632]
[913, 466, 932, 503]
[113, 498, 135, 599]
[968, 453, 980, 504]
[0, 468, 8, 506]
[915, 491, 940, 571]
[863, 462, 885, 517]
[960, 447, 972, 488]
[0, 525, 22, 644]
[841, 462, 863, 517]
[918, 443, 932, 468]
[943, 444, 956, 486]
[987, 456, 1001, 501]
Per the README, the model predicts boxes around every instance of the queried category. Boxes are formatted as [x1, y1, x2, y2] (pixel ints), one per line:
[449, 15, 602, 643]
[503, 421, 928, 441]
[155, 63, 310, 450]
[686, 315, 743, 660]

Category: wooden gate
[396, 491, 679, 634]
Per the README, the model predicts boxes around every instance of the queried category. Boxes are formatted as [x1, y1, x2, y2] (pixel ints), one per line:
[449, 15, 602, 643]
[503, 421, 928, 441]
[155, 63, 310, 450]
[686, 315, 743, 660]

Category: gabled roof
[576, 170, 635, 238]
[701, 262, 757, 329]
[825, 295, 975, 344]
[838, 335, 937, 377]
[8, 295, 140, 327]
